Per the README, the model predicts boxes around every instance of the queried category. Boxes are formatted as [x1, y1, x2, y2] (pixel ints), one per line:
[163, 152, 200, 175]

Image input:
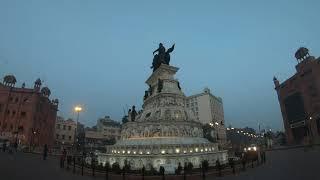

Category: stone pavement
[0, 146, 319, 180]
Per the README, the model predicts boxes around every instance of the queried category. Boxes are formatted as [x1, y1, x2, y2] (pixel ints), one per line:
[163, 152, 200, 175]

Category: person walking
[43, 144, 48, 160]
[60, 149, 67, 168]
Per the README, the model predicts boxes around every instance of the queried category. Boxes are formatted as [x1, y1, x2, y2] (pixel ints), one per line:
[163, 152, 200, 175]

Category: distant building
[96, 116, 121, 140]
[186, 88, 227, 144]
[84, 116, 121, 150]
[274, 47, 320, 144]
[0, 76, 58, 147]
[54, 117, 76, 146]
[226, 127, 258, 151]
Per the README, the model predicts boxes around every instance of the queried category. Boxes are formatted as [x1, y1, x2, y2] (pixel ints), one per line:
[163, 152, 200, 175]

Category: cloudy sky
[1, 0, 319, 131]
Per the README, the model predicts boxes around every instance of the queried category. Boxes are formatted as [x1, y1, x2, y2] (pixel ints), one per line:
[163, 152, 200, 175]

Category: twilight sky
[1, 0, 319, 131]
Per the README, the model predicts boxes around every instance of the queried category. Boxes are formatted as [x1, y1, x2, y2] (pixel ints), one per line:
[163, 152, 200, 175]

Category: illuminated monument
[98, 43, 228, 172]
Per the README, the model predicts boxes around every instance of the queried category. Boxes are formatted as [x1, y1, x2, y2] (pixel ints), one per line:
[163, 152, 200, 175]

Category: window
[63, 125, 66, 130]
[21, 112, 26, 117]
[62, 135, 65, 140]
[9, 97, 13, 102]
[0, 104, 2, 112]
[12, 111, 16, 117]
[196, 107, 199, 111]
[56, 134, 59, 139]
[56, 124, 60, 129]
[68, 136, 71, 140]
[68, 126, 71, 130]
[195, 102, 198, 105]
[7, 110, 10, 115]
[15, 98, 19, 103]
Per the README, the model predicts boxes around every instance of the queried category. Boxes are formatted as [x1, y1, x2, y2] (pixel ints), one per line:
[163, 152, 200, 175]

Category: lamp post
[74, 106, 82, 153]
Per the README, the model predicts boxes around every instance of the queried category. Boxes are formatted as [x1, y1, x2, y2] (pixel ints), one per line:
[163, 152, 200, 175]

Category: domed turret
[34, 78, 42, 91]
[295, 47, 310, 62]
[204, 87, 211, 94]
[3, 75, 17, 87]
[41, 87, 51, 97]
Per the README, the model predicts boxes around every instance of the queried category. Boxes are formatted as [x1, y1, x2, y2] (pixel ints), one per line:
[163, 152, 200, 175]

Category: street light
[74, 105, 82, 152]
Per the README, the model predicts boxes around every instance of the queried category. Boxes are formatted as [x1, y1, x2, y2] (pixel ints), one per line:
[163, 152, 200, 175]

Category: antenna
[123, 107, 126, 116]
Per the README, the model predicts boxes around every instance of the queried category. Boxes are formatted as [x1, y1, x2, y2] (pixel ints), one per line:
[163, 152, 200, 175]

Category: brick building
[0, 75, 58, 147]
[274, 47, 320, 144]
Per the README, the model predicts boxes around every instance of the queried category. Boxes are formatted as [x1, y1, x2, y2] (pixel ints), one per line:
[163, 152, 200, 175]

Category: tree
[202, 124, 216, 143]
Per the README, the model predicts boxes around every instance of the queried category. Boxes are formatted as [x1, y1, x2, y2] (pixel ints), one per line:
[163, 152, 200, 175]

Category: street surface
[0, 146, 319, 180]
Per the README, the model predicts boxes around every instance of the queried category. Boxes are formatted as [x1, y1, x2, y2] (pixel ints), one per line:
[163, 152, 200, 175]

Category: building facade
[0, 75, 58, 147]
[84, 116, 121, 150]
[54, 117, 76, 146]
[186, 88, 227, 144]
[96, 116, 121, 140]
[274, 47, 320, 144]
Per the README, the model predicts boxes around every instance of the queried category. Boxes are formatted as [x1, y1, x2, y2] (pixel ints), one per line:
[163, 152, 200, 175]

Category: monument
[97, 43, 228, 173]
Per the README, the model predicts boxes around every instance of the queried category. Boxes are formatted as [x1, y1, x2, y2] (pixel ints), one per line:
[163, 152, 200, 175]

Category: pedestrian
[241, 155, 247, 171]
[61, 149, 67, 168]
[43, 144, 48, 160]
[263, 151, 266, 163]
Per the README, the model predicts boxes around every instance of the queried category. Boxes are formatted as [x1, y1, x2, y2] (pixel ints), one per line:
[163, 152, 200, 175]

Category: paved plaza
[0, 147, 319, 180]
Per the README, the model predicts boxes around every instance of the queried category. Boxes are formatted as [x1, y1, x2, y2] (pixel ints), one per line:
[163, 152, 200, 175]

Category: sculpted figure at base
[131, 106, 137, 122]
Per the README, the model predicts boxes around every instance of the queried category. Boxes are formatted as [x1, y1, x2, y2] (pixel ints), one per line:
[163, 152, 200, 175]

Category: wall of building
[274, 49, 320, 144]
[0, 79, 58, 147]
[186, 88, 227, 144]
[55, 117, 76, 145]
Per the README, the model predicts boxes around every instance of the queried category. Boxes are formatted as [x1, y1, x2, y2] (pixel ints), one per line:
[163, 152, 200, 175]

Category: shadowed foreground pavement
[0, 147, 319, 180]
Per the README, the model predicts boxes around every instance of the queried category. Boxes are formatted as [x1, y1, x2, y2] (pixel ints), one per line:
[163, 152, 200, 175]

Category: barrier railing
[58, 155, 265, 180]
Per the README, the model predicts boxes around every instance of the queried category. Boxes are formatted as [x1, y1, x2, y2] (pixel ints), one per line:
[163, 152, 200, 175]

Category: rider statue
[151, 43, 175, 71]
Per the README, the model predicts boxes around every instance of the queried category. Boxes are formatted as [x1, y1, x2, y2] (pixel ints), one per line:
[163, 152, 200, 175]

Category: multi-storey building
[83, 116, 121, 150]
[274, 47, 320, 144]
[0, 75, 58, 147]
[186, 88, 227, 144]
[54, 117, 76, 146]
[96, 116, 121, 140]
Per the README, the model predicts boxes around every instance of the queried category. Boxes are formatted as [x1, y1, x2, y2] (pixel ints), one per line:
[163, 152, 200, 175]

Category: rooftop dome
[41, 87, 51, 97]
[295, 47, 309, 61]
[3, 75, 17, 86]
[34, 78, 42, 86]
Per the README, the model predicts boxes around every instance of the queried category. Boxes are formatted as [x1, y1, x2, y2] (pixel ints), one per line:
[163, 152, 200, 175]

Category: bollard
[105, 164, 109, 180]
[161, 166, 165, 180]
[122, 167, 125, 180]
[81, 160, 84, 176]
[73, 156, 76, 173]
[201, 166, 205, 180]
[141, 166, 145, 180]
[67, 156, 70, 170]
[92, 163, 95, 177]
